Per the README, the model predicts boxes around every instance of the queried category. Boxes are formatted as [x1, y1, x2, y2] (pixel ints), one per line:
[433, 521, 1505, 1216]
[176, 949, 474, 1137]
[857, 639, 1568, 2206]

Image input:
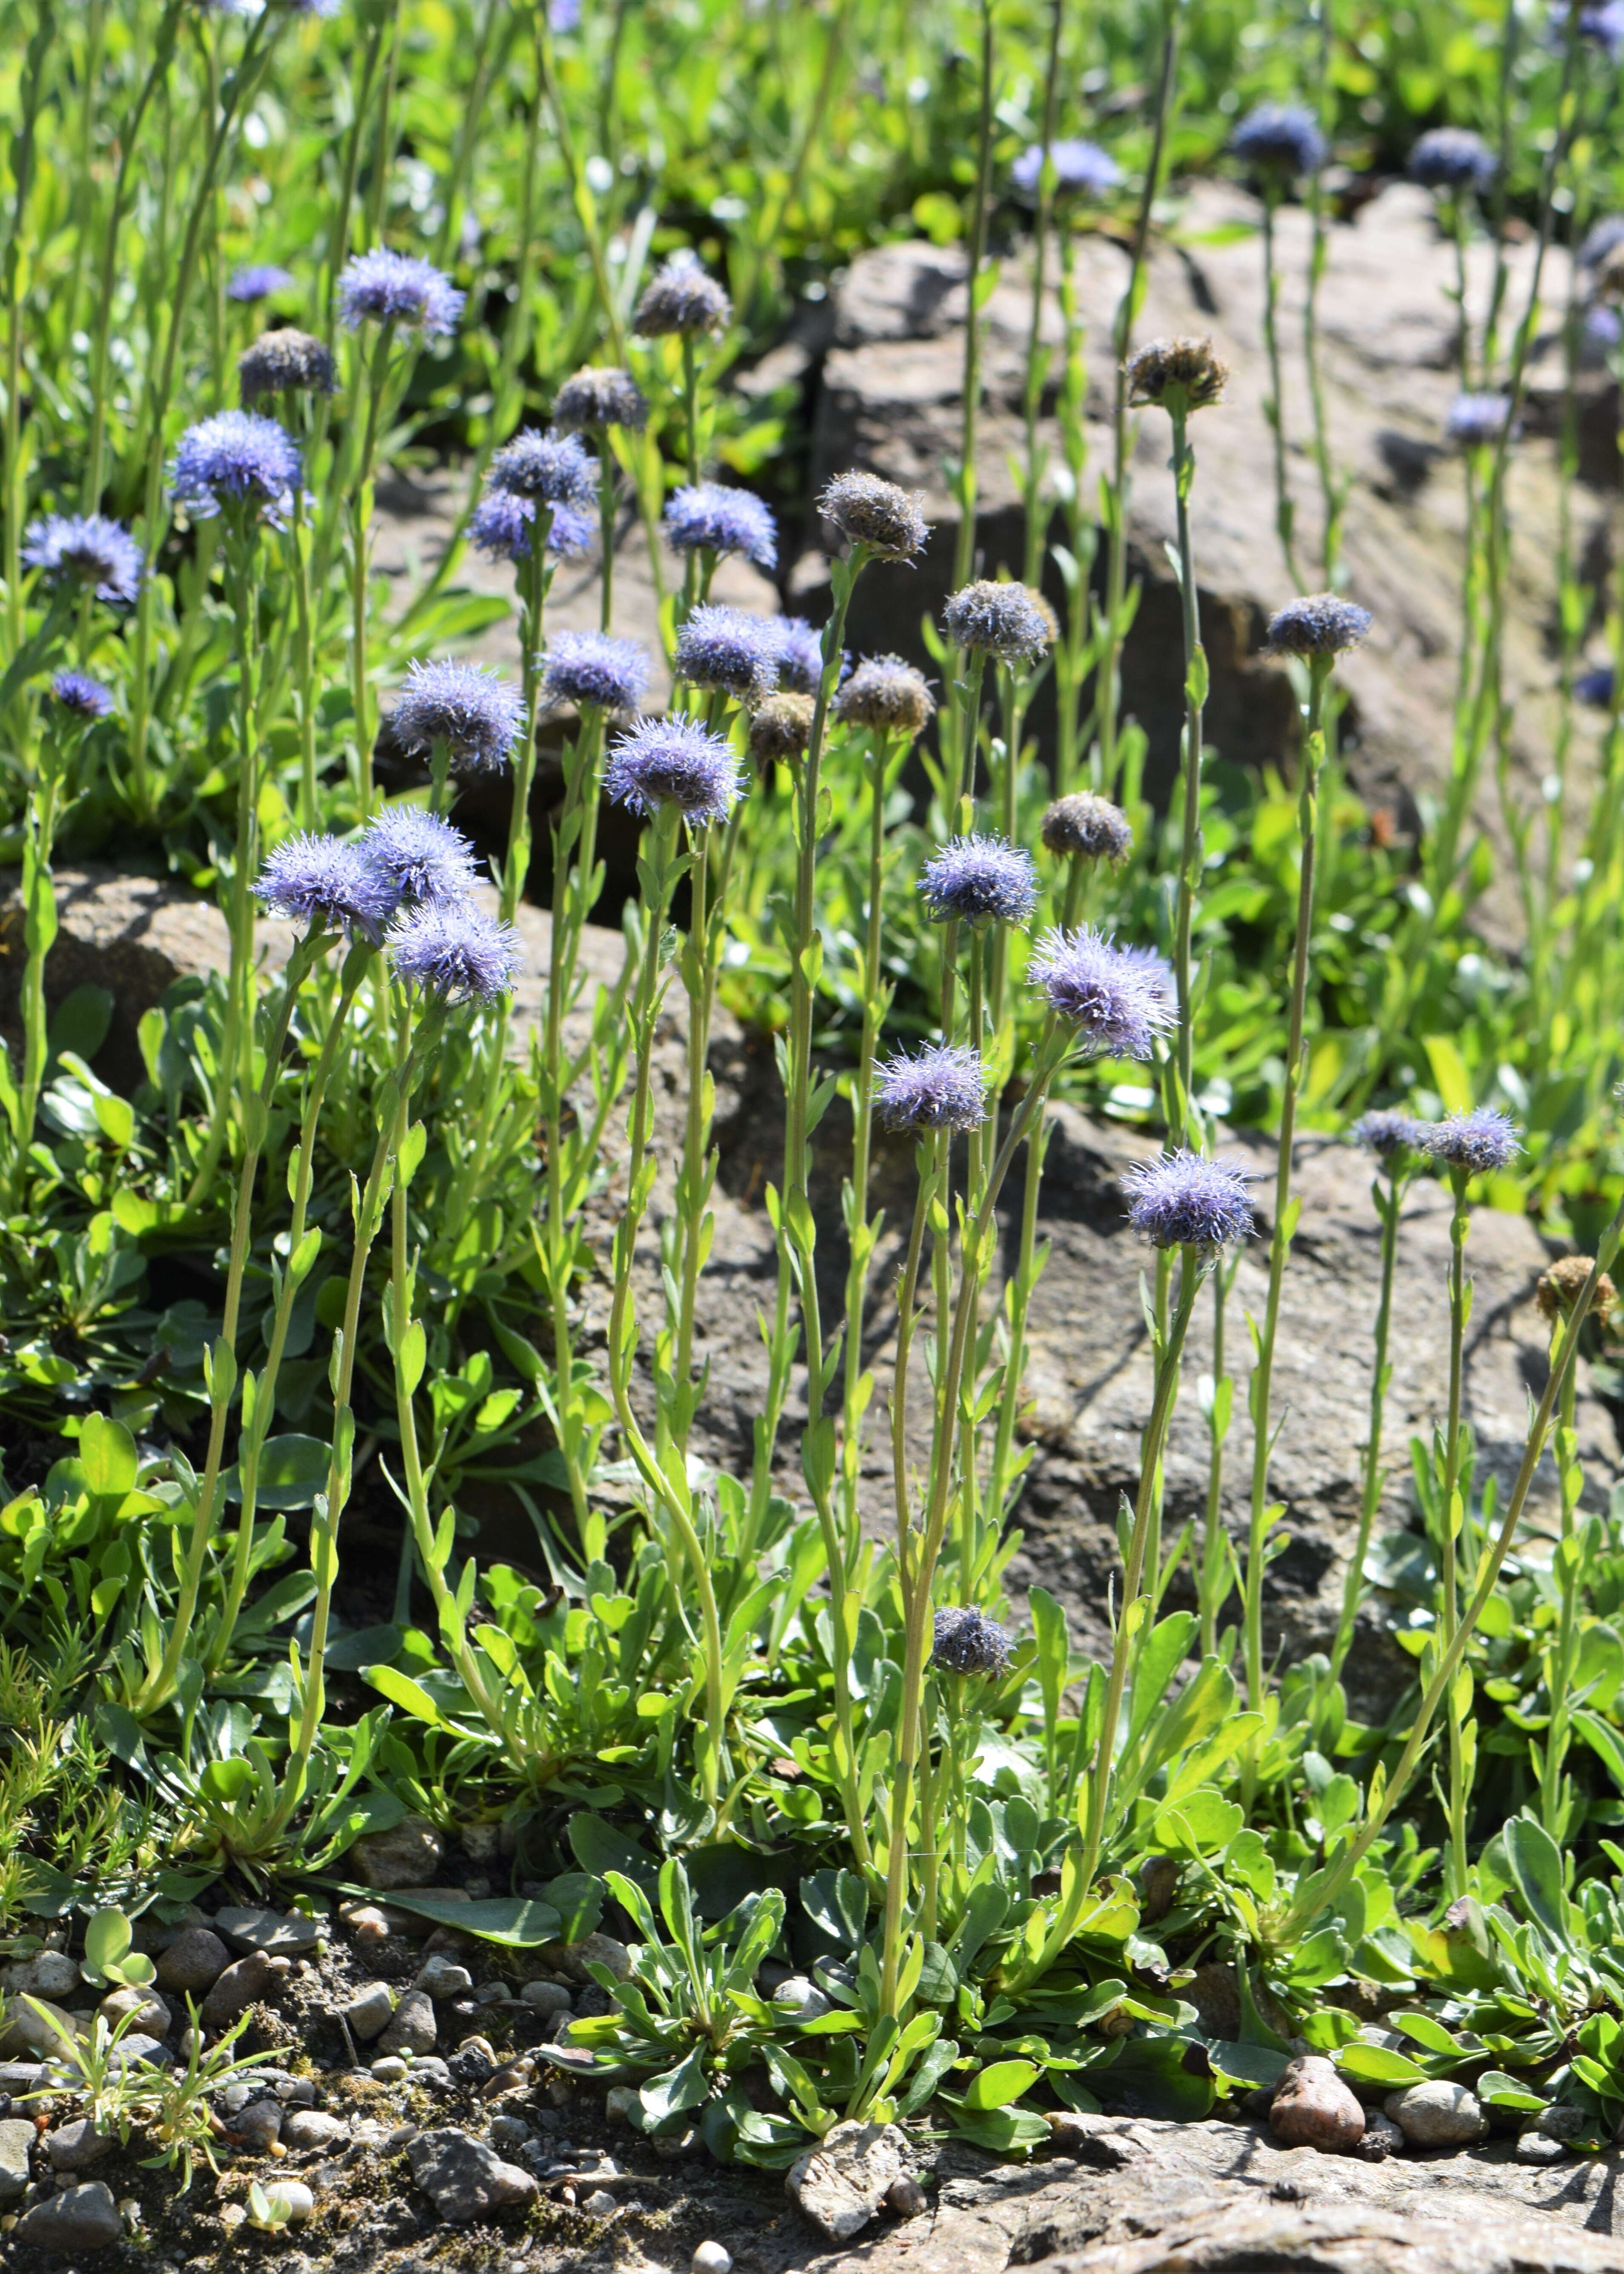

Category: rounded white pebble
[692, 2245, 733, 2274]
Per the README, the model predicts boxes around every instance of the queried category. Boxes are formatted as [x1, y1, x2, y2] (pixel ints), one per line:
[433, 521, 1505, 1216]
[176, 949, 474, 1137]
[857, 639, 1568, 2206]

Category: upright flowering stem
[349, 318, 397, 817]
[1538, 1273, 1595, 1838]
[14, 720, 69, 1166]
[1, 3, 53, 668]
[1167, 393, 1207, 1143]
[1437, 1163, 1473, 1897]
[1257, 193, 1299, 586]
[1303, 0, 1343, 589]
[1018, 0, 1066, 593]
[1329, 1139, 1413, 1684]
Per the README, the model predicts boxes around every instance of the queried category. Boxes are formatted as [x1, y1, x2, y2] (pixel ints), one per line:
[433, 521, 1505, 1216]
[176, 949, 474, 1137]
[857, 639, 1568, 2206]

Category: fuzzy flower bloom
[336, 249, 464, 338]
[1410, 127, 1497, 194]
[1126, 336, 1229, 410]
[1230, 102, 1327, 177]
[388, 903, 520, 1004]
[632, 249, 732, 337]
[931, 1606, 1012, 1677]
[942, 579, 1055, 662]
[771, 616, 827, 694]
[818, 470, 930, 562]
[1577, 663, 1615, 708]
[1537, 1253, 1618, 1324]
[391, 659, 524, 774]
[1041, 792, 1133, 864]
[238, 328, 337, 403]
[468, 489, 594, 562]
[1423, 1106, 1522, 1177]
[1125, 1150, 1256, 1249]
[662, 483, 778, 570]
[873, 1042, 988, 1133]
[604, 715, 744, 827]
[919, 833, 1039, 927]
[1264, 593, 1373, 657]
[540, 630, 650, 714]
[832, 654, 936, 738]
[748, 692, 816, 766]
[1029, 925, 1176, 1056]
[1552, 0, 1624, 57]
[673, 604, 780, 705]
[552, 365, 649, 432]
[362, 807, 480, 910]
[1581, 214, 1624, 268]
[22, 512, 144, 604]
[170, 409, 301, 523]
[46, 669, 113, 719]
[1010, 137, 1123, 199]
[254, 832, 398, 940]
[1353, 1108, 1429, 1160]
[488, 426, 598, 506]
[227, 263, 296, 304]
[1446, 391, 1517, 449]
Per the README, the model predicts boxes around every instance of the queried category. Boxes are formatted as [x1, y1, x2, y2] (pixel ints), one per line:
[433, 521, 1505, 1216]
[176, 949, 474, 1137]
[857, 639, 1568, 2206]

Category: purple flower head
[633, 249, 732, 337]
[47, 669, 113, 720]
[254, 832, 398, 941]
[227, 263, 296, 305]
[1229, 102, 1327, 178]
[336, 249, 464, 338]
[1423, 1106, 1522, 1177]
[942, 579, 1056, 662]
[604, 715, 744, 828]
[1125, 1150, 1257, 1250]
[1446, 391, 1517, 450]
[361, 807, 479, 909]
[768, 616, 825, 694]
[674, 603, 780, 705]
[1264, 592, 1373, 657]
[662, 483, 778, 570]
[1353, 1108, 1429, 1161]
[391, 659, 524, 774]
[918, 834, 1039, 927]
[170, 409, 301, 523]
[1577, 663, 1615, 708]
[818, 471, 929, 561]
[550, 0, 582, 28]
[873, 1043, 987, 1133]
[238, 328, 337, 403]
[388, 903, 520, 1005]
[22, 512, 144, 604]
[931, 1606, 1011, 1677]
[468, 489, 595, 563]
[1029, 925, 1177, 1057]
[487, 426, 598, 507]
[1552, 0, 1624, 56]
[541, 630, 650, 714]
[1010, 137, 1123, 200]
[553, 365, 648, 432]
[1581, 215, 1624, 269]
[1410, 127, 1496, 195]
[1585, 306, 1623, 354]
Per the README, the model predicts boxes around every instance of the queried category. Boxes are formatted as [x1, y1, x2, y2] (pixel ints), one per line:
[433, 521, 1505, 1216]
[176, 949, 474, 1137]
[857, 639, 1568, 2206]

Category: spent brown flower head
[1125, 335, 1229, 410]
[1536, 1253, 1617, 1326]
[748, 691, 816, 766]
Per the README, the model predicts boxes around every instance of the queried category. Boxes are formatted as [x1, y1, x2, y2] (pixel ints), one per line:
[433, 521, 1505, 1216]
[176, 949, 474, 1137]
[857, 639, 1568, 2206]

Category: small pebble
[887, 2176, 928, 2218]
[281, 2110, 346, 2153]
[519, 1981, 572, 2019]
[1517, 2130, 1570, 2164]
[581, 2189, 616, 2217]
[692, 2244, 733, 2274]
[604, 2085, 640, 2125]
[371, 2055, 410, 2082]
[387, 2123, 421, 2150]
[230, 2099, 283, 2152]
[488, 2116, 532, 2150]
[412, 1956, 473, 2001]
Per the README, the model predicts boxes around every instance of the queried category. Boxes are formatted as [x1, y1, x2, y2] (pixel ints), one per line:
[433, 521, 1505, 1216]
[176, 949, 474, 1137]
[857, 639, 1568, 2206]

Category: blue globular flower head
[545, 503, 597, 558]
[1041, 792, 1133, 864]
[662, 483, 778, 569]
[1410, 127, 1496, 194]
[1125, 1150, 1257, 1250]
[931, 1606, 1011, 1677]
[1585, 305, 1623, 353]
[552, 365, 649, 432]
[21, 512, 144, 604]
[1353, 1108, 1429, 1161]
[1029, 925, 1176, 1057]
[633, 249, 732, 337]
[604, 715, 744, 827]
[227, 263, 296, 305]
[388, 903, 520, 1005]
[238, 328, 337, 403]
[1581, 214, 1624, 269]
[336, 249, 464, 338]
[550, 0, 582, 28]
[540, 630, 650, 714]
[170, 409, 301, 523]
[1577, 663, 1615, 708]
[1126, 336, 1229, 410]
[1552, 0, 1624, 56]
[1229, 102, 1327, 178]
[748, 693, 816, 766]
[468, 489, 595, 563]
[771, 616, 827, 694]
[391, 659, 524, 774]
[1010, 137, 1123, 200]
[941, 579, 1056, 662]
[918, 834, 1040, 927]
[46, 669, 113, 720]
[873, 1042, 988, 1133]
[831, 654, 936, 738]
[1264, 592, 1373, 658]
[1446, 391, 1517, 450]
[254, 832, 398, 941]
[487, 426, 598, 507]
[1423, 1106, 1522, 1177]
[818, 470, 929, 562]
[673, 603, 780, 704]
[361, 807, 479, 910]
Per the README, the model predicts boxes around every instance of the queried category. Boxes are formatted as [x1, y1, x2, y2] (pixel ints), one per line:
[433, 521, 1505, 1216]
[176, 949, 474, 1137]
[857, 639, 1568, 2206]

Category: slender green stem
[1330, 1158, 1407, 1682]
[1439, 1168, 1470, 1897]
[1259, 190, 1299, 586]
[1018, 0, 1066, 592]
[1167, 393, 1206, 1147]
